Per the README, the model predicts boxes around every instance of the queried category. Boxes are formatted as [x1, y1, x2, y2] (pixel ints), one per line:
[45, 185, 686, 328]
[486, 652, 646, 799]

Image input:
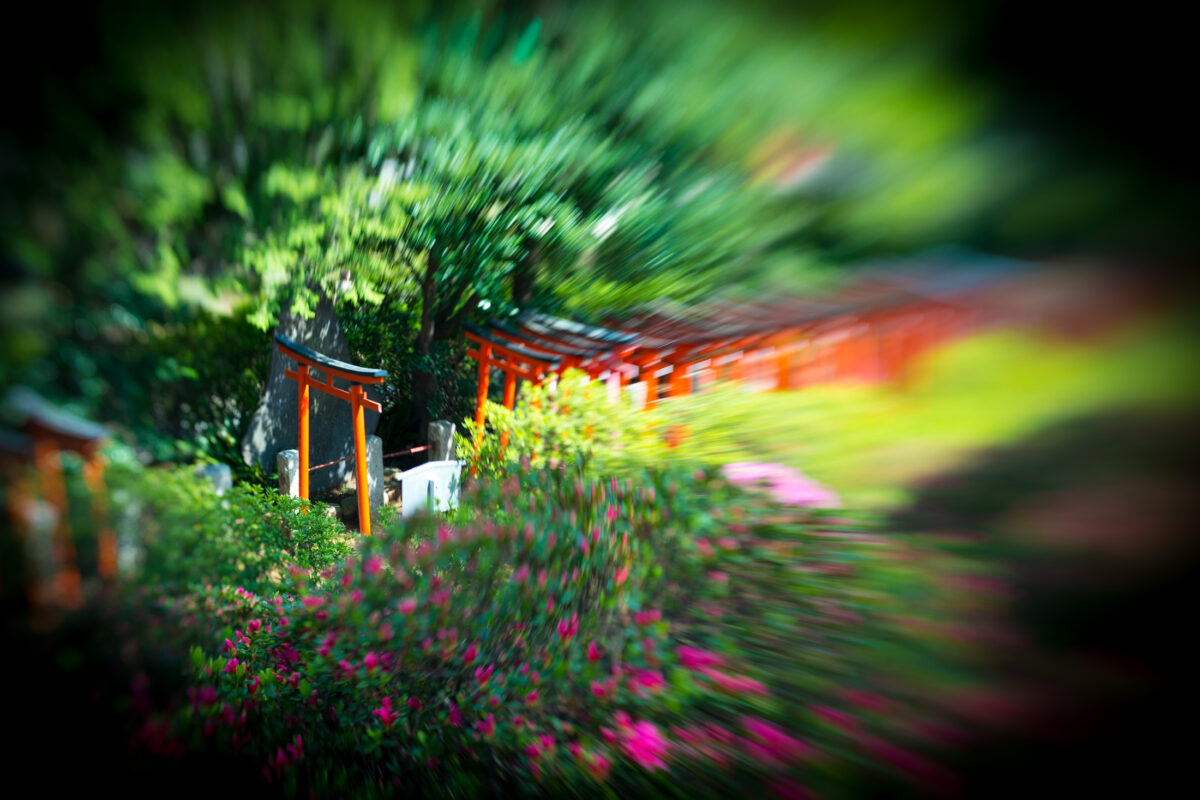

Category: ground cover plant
[10, 455, 1008, 800]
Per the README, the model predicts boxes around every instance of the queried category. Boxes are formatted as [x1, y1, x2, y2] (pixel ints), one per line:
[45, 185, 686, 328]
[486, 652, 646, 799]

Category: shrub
[106, 459, 355, 594]
[115, 462, 978, 798]
[457, 370, 665, 479]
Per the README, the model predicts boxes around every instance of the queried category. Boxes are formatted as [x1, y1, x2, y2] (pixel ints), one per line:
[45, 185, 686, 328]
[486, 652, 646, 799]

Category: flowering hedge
[109, 461, 977, 798]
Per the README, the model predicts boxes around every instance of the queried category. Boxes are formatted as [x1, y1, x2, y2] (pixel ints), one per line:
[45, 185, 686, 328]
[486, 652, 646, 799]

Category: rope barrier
[308, 445, 429, 472]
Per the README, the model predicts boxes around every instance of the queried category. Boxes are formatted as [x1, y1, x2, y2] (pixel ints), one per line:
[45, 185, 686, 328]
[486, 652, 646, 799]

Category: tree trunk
[512, 242, 540, 309]
[411, 254, 439, 435]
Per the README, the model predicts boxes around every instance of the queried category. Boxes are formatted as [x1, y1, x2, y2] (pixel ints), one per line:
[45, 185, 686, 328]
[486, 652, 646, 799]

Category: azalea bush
[103, 460, 984, 798]
[104, 460, 355, 594]
[457, 370, 657, 479]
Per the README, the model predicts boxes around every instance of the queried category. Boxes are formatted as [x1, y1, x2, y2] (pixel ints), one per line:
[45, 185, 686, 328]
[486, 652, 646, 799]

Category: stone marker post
[427, 420, 456, 461]
[366, 435, 384, 523]
[277, 449, 299, 497]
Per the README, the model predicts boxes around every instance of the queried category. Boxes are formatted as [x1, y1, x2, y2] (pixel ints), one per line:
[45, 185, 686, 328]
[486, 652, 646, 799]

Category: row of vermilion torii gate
[2, 278, 987, 610]
[465, 293, 980, 437]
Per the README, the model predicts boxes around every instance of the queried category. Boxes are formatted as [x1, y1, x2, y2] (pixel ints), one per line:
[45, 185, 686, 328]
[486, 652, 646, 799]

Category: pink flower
[364, 556, 384, 576]
[813, 705, 857, 730]
[546, 597, 555, 614]
[463, 644, 477, 664]
[557, 614, 579, 642]
[634, 609, 661, 626]
[407, 696, 423, 711]
[477, 713, 496, 738]
[302, 596, 324, 609]
[633, 669, 666, 695]
[222, 658, 239, 674]
[448, 703, 462, 728]
[587, 641, 602, 662]
[247, 619, 262, 633]
[318, 633, 336, 658]
[525, 689, 539, 705]
[705, 669, 769, 696]
[740, 717, 813, 763]
[398, 597, 417, 614]
[372, 697, 398, 727]
[513, 564, 530, 584]
[586, 751, 612, 781]
[615, 565, 630, 586]
[676, 645, 724, 671]
[474, 663, 494, 686]
[363, 651, 380, 673]
[379, 622, 393, 642]
[841, 688, 888, 711]
[616, 716, 669, 770]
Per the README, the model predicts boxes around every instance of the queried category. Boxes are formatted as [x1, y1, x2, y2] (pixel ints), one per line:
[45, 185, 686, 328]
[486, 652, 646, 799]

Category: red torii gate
[276, 334, 386, 536]
[462, 261, 1007, 441]
[2, 389, 114, 610]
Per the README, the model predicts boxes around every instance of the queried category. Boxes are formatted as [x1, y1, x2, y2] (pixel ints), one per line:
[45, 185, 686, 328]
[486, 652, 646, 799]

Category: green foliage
[106, 460, 354, 593]
[457, 370, 656, 477]
[87, 462, 980, 798]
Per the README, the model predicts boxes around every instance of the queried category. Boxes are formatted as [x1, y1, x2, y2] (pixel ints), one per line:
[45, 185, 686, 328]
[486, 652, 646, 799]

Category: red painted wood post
[499, 370, 517, 450]
[474, 344, 492, 443]
[776, 346, 791, 391]
[669, 362, 690, 397]
[297, 365, 310, 501]
[643, 368, 658, 409]
[32, 437, 80, 608]
[82, 451, 116, 579]
[350, 384, 371, 536]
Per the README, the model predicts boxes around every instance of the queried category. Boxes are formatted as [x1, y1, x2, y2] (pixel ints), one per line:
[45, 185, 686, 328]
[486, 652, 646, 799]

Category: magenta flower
[813, 705, 857, 730]
[633, 668, 666, 695]
[363, 651, 380, 672]
[525, 689, 540, 705]
[364, 556, 384, 576]
[477, 713, 496, 738]
[448, 703, 462, 728]
[557, 613, 580, 642]
[740, 716, 813, 763]
[372, 697, 398, 727]
[222, 658, 239, 674]
[247, 619, 262, 634]
[587, 641, 602, 662]
[474, 663, 494, 686]
[634, 609, 661, 626]
[398, 596, 418, 614]
[302, 596, 324, 609]
[721, 462, 840, 508]
[586, 750, 613, 781]
[616, 716, 670, 770]
[676, 645, 724, 671]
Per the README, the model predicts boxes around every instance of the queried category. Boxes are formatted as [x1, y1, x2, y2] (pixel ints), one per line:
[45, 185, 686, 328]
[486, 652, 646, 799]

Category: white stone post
[277, 449, 300, 497]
